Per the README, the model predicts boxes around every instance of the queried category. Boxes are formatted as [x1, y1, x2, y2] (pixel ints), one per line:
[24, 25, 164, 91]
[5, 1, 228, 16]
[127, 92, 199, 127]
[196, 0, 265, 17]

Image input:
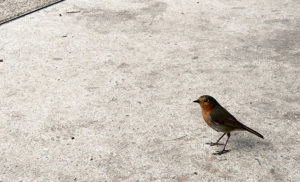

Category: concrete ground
[0, 0, 300, 181]
[0, 0, 64, 25]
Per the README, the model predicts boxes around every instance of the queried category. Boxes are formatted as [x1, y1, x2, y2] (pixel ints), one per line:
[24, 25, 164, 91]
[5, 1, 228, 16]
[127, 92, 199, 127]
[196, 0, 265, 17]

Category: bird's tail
[242, 125, 264, 139]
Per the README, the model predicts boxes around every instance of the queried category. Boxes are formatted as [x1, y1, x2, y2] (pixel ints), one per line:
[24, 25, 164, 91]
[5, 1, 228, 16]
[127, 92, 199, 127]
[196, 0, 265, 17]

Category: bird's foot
[206, 142, 224, 146]
[213, 150, 230, 155]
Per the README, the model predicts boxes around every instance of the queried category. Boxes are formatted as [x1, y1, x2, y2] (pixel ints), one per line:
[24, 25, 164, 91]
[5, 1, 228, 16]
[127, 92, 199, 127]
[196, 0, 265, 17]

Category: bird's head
[193, 95, 220, 110]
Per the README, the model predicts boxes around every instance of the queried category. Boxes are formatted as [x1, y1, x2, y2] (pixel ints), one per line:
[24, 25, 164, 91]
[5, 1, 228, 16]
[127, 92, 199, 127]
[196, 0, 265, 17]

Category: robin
[193, 95, 264, 155]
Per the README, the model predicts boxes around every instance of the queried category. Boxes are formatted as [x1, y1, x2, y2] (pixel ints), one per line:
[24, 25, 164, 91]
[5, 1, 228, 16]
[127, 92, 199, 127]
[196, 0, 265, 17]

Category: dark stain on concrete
[283, 112, 300, 121]
[117, 62, 130, 69]
[226, 17, 300, 66]
[266, 30, 300, 53]
[262, 19, 300, 65]
[77, 1, 167, 33]
[264, 19, 291, 25]
[140, 2, 167, 19]
[83, 9, 137, 23]
[232, 7, 246, 10]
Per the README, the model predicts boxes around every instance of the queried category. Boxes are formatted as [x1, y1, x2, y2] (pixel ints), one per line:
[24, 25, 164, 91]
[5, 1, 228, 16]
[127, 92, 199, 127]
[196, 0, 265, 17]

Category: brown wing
[209, 106, 264, 138]
[208, 106, 245, 129]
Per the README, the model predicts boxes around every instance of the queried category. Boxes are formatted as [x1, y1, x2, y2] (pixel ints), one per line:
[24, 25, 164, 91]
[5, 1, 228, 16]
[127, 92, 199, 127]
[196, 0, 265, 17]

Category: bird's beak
[193, 100, 199, 103]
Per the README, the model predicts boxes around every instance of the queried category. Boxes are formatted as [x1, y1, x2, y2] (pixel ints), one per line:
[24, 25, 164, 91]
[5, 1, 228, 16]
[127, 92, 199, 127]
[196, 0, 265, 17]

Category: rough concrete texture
[0, 0, 64, 25]
[0, 0, 300, 181]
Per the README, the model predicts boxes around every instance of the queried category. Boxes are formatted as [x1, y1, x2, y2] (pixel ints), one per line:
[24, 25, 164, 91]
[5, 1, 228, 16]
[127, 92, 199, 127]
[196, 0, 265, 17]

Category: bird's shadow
[229, 135, 272, 151]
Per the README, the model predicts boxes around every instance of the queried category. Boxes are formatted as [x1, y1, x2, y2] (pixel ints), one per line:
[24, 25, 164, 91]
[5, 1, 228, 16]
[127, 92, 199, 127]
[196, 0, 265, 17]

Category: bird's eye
[204, 98, 209, 102]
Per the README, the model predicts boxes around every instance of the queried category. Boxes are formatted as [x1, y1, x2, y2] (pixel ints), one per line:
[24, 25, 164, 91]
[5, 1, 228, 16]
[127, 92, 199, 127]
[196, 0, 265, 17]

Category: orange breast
[202, 109, 212, 127]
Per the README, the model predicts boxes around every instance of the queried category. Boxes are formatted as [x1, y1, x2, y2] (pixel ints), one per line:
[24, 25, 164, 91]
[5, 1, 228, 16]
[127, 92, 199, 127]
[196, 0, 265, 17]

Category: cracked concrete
[0, 0, 300, 181]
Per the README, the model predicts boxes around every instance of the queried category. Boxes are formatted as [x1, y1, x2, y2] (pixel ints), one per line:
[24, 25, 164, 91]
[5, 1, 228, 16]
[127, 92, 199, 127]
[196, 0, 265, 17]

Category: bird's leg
[206, 133, 226, 146]
[213, 133, 231, 155]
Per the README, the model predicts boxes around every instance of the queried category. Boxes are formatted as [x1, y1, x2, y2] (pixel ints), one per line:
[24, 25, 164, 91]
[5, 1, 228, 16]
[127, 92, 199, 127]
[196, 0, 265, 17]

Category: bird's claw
[213, 150, 230, 155]
[206, 142, 224, 146]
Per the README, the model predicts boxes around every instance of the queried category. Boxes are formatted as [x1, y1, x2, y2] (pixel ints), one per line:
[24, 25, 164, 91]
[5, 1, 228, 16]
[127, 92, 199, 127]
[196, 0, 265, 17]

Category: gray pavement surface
[0, 0, 64, 25]
[0, 0, 300, 181]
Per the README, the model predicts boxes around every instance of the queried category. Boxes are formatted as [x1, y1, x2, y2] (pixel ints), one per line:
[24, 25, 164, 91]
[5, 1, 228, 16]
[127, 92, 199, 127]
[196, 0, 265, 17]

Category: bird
[193, 95, 264, 155]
